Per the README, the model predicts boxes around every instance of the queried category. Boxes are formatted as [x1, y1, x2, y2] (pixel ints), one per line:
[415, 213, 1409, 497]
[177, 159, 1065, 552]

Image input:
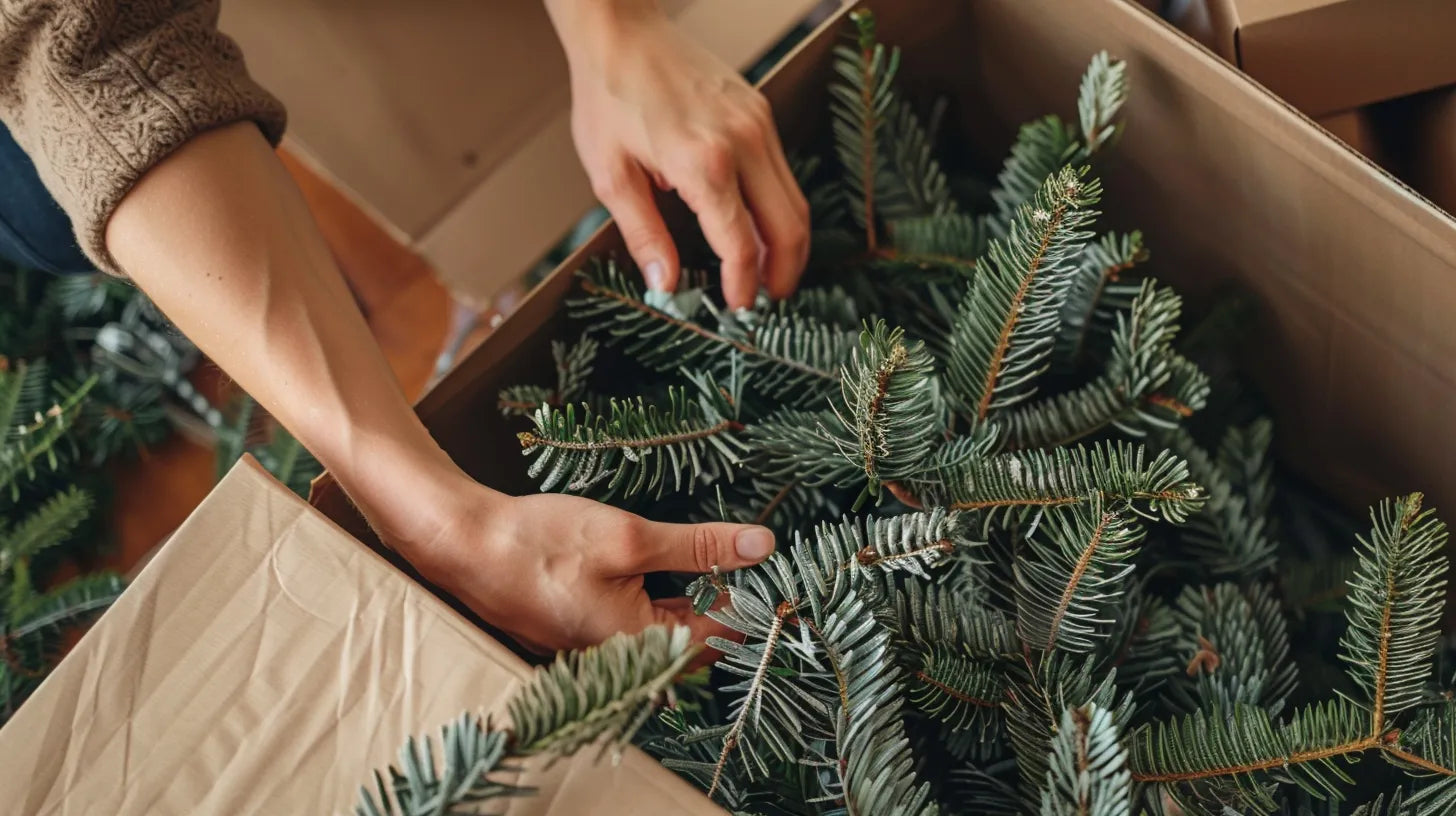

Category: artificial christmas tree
[363, 13, 1456, 815]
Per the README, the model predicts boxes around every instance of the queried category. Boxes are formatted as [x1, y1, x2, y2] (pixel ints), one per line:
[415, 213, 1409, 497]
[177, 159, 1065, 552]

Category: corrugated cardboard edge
[0, 457, 723, 815]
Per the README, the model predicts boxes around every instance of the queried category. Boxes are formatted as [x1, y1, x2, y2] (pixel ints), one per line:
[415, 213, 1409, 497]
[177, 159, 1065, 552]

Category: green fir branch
[830, 10, 901, 250]
[1015, 494, 1146, 654]
[572, 262, 851, 405]
[358, 627, 696, 816]
[1165, 582, 1299, 718]
[829, 321, 942, 491]
[1165, 427, 1280, 575]
[0, 486, 93, 572]
[519, 367, 747, 501]
[1038, 703, 1132, 816]
[946, 166, 1101, 421]
[1340, 494, 1449, 730]
[923, 441, 1204, 524]
[1003, 280, 1207, 449]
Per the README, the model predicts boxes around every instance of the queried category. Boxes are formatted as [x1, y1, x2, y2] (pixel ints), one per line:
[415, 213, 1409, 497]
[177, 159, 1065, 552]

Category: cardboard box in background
[316, 0, 1456, 560]
[219, 0, 822, 307]
[1414, 87, 1456, 217]
[1179, 0, 1456, 118]
[0, 458, 725, 815]
[1316, 108, 1385, 166]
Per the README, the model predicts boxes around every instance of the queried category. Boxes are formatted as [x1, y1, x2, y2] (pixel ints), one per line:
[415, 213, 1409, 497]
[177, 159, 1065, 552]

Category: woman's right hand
[403, 481, 776, 654]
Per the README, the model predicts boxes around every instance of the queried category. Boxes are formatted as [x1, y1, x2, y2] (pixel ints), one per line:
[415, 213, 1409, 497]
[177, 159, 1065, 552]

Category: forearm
[105, 122, 481, 565]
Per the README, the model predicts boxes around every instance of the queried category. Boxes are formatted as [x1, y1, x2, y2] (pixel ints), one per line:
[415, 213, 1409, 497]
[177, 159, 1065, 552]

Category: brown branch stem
[519, 420, 744, 452]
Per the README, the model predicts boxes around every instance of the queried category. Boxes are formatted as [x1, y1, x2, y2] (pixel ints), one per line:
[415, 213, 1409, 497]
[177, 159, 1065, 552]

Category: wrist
[330, 438, 504, 575]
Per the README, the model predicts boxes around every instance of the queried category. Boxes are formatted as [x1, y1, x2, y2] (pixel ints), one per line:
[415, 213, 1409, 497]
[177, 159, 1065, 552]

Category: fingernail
[643, 260, 665, 290]
[734, 528, 775, 561]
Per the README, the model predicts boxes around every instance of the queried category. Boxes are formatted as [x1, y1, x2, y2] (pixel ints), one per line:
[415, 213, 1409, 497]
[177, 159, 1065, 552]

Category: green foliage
[1039, 703, 1131, 816]
[829, 321, 941, 491]
[1015, 494, 1145, 653]
[359, 626, 697, 816]
[498, 336, 600, 418]
[519, 365, 747, 501]
[1339, 494, 1449, 723]
[445, 15, 1452, 816]
[945, 166, 1100, 421]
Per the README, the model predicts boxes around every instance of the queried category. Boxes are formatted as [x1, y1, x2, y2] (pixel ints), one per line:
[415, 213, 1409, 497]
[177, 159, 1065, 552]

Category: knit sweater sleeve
[0, 0, 286, 274]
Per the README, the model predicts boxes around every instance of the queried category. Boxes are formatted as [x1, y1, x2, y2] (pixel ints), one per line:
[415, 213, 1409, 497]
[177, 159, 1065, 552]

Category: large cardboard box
[1188, 0, 1456, 117]
[218, 0, 821, 306]
[315, 0, 1456, 552]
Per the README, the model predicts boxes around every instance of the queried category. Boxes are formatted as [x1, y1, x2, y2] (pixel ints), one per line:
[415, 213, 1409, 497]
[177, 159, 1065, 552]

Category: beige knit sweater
[0, 0, 285, 273]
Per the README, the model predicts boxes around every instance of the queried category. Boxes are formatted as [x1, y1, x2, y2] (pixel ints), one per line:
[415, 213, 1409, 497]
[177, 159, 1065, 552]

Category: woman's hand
[404, 483, 775, 653]
[546, 0, 810, 309]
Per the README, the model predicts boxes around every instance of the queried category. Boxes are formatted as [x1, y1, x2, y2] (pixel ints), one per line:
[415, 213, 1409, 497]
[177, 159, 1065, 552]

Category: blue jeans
[0, 122, 94, 274]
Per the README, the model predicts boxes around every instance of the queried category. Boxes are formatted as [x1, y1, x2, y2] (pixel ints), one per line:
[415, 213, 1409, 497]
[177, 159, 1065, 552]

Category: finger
[619, 519, 776, 576]
[740, 144, 811, 301]
[669, 144, 760, 309]
[590, 157, 681, 292]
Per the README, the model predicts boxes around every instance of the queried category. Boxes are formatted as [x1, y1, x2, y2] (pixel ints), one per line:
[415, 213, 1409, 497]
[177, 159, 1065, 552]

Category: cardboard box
[0, 457, 722, 814]
[1185, 0, 1456, 117]
[1316, 108, 1385, 165]
[314, 0, 1456, 560]
[218, 0, 821, 307]
[1413, 86, 1456, 217]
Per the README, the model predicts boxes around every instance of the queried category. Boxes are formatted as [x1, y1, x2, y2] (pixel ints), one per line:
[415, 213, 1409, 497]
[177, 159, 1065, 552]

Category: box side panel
[960, 0, 1456, 515]
[0, 459, 721, 814]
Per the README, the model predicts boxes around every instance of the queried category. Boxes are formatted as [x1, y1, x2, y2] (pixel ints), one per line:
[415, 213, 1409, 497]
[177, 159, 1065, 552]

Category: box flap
[221, 0, 822, 304]
[0, 457, 722, 814]
[1211, 0, 1456, 116]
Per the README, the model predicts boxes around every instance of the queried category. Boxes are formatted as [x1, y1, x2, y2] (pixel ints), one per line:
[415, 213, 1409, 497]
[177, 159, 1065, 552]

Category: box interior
[313, 0, 1456, 559]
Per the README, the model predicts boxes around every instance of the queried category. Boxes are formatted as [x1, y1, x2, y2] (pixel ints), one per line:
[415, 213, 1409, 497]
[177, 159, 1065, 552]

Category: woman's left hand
[546, 0, 811, 309]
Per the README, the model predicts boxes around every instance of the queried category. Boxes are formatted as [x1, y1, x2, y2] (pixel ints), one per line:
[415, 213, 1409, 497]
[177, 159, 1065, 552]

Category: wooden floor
[101, 149, 459, 576]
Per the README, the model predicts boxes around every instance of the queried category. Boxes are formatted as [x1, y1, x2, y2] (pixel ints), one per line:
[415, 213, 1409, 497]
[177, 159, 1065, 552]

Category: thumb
[590, 159, 680, 292]
[627, 519, 776, 575]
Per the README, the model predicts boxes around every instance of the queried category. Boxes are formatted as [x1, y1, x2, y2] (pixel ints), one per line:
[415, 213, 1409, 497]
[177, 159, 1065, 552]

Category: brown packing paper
[0, 457, 724, 815]
[315, 0, 1456, 558]
[1193, 0, 1456, 117]
[218, 0, 821, 306]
